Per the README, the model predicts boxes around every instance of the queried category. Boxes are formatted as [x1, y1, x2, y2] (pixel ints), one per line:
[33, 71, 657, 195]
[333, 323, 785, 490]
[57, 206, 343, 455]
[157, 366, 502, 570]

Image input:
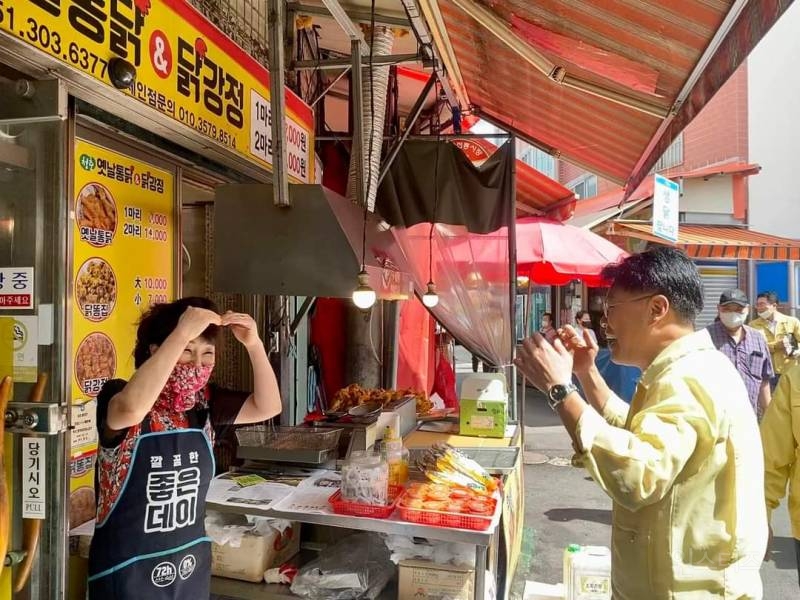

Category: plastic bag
[432, 353, 458, 410]
[290, 533, 393, 599]
[383, 535, 474, 567]
[205, 510, 292, 548]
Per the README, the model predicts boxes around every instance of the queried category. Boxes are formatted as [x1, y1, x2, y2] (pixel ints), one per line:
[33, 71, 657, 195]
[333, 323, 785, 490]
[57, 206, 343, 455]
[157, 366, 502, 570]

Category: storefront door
[0, 74, 70, 598]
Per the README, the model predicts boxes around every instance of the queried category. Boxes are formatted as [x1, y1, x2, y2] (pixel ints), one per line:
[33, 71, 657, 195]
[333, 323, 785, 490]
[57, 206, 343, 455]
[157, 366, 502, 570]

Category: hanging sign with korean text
[653, 173, 680, 243]
[0, 267, 34, 310]
[22, 437, 46, 519]
[0, 0, 314, 182]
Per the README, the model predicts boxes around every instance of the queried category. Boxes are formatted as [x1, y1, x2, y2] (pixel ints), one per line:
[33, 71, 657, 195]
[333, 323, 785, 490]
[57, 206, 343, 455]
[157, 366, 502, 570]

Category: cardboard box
[459, 374, 508, 438]
[211, 522, 300, 583]
[398, 560, 475, 600]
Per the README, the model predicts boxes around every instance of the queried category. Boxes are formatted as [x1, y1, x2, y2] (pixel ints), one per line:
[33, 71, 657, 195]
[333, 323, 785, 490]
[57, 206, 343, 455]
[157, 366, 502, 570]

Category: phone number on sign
[2, 13, 109, 79]
[177, 107, 236, 149]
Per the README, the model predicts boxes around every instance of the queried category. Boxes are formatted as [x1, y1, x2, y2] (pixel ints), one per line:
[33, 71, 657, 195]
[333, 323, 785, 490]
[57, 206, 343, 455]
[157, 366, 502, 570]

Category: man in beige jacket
[515, 247, 767, 599]
[751, 291, 800, 390]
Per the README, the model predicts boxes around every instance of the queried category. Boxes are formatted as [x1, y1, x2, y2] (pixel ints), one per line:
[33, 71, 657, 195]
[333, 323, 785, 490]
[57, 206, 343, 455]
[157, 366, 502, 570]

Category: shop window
[569, 174, 598, 200]
[518, 144, 556, 179]
[652, 133, 684, 172]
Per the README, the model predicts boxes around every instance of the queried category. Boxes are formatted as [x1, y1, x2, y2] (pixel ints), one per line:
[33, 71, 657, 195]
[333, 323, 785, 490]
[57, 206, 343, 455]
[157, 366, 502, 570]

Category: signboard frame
[653, 173, 680, 243]
[0, 0, 315, 184]
[67, 126, 181, 530]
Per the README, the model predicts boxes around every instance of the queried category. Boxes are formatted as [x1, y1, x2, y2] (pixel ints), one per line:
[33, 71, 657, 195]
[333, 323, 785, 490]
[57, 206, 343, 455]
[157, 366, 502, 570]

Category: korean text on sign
[144, 451, 201, 533]
[0, 267, 34, 310]
[22, 437, 46, 519]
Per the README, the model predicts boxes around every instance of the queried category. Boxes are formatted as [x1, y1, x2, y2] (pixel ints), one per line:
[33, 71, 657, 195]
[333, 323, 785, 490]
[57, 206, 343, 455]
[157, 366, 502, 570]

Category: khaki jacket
[575, 331, 767, 599]
[751, 311, 800, 375]
[761, 363, 800, 538]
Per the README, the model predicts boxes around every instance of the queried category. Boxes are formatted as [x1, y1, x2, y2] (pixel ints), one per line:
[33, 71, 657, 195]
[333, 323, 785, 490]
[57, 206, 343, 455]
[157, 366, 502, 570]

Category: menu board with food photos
[69, 138, 175, 528]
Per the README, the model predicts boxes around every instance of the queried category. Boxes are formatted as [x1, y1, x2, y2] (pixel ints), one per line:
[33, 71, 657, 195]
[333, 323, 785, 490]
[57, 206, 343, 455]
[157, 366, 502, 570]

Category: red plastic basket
[397, 492, 498, 531]
[328, 485, 404, 519]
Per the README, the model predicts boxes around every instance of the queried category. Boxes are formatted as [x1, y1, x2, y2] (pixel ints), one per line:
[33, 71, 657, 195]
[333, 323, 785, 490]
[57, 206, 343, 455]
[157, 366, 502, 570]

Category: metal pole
[383, 300, 401, 388]
[790, 260, 798, 318]
[269, 0, 290, 206]
[508, 135, 520, 432]
[293, 53, 422, 70]
[351, 40, 365, 208]
[310, 67, 351, 107]
[378, 73, 436, 185]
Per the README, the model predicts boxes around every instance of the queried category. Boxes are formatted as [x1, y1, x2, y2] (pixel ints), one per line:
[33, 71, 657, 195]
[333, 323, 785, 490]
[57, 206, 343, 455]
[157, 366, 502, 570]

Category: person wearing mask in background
[760, 361, 800, 584]
[575, 310, 598, 345]
[539, 312, 557, 343]
[752, 291, 800, 390]
[706, 289, 773, 418]
[515, 247, 766, 599]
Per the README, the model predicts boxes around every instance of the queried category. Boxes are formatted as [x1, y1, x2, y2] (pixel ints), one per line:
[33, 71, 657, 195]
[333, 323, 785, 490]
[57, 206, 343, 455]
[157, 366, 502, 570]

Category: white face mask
[720, 312, 747, 329]
[757, 309, 773, 320]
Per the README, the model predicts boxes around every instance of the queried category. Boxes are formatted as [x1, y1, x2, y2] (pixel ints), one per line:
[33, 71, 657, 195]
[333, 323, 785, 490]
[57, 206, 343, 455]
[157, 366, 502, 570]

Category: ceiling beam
[293, 53, 426, 70]
[318, 0, 370, 55]
[411, 0, 465, 110]
[291, 2, 410, 28]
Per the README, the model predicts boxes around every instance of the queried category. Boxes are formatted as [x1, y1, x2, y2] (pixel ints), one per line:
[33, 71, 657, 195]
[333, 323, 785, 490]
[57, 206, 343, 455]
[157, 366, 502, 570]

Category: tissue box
[459, 374, 508, 438]
[398, 560, 474, 599]
[211, 522, 300, 582]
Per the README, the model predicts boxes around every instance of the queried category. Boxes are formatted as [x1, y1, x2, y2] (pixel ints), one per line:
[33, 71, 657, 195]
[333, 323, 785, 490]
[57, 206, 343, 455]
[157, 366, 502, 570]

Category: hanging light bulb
[422, 281, 439, 308]
[352, 269, 376, 310]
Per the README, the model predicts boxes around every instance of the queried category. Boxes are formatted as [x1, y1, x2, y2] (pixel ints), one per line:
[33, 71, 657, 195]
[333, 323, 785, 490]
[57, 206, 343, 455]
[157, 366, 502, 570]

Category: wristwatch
[547, 382, 579, 411]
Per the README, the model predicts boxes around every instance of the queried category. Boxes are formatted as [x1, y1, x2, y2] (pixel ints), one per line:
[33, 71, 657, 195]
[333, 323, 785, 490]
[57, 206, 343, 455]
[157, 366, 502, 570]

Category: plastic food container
[340, 451, 389, 505]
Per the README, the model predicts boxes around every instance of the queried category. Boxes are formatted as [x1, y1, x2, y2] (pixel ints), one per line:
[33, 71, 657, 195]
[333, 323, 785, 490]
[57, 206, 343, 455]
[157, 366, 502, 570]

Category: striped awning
[430, 0, 791, 188]
[606, 222, 800, 260]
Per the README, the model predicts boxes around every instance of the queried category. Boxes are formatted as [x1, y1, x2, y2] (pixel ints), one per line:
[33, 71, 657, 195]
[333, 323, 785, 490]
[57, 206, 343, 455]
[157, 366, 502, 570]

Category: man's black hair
[576, 310, 590, 321]
[600, 246, 703, 323]
[756, 291, 779, 305]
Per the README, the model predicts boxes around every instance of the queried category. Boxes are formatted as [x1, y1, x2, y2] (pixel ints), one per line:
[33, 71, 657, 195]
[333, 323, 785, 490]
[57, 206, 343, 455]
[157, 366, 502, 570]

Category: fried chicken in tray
[330, 384, 433, 415]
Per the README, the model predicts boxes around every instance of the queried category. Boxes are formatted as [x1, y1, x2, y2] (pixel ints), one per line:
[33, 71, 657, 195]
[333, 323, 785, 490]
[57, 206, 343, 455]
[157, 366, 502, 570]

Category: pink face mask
[160, 363, 213, 412]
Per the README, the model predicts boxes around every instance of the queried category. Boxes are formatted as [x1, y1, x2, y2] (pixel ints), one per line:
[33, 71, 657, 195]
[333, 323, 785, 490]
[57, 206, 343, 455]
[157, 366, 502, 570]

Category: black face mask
[580, 321, 591, 328]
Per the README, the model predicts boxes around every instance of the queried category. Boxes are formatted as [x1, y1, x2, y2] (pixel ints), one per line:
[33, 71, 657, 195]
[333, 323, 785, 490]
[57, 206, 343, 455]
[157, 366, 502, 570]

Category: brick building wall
[682, 65, 749, 170]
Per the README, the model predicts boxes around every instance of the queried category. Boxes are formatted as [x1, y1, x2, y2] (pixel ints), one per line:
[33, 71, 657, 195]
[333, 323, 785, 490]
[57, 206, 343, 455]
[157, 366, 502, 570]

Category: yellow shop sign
[0, 0, 314, 182]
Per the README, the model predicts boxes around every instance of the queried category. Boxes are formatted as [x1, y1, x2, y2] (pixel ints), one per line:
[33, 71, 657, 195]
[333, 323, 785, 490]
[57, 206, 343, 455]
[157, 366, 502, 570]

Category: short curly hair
[133, 297, 221, 368]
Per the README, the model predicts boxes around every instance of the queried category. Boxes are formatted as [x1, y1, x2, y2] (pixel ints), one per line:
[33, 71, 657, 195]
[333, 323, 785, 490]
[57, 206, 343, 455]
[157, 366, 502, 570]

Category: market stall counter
[207, 469, 500, 599]
[206, 428, 523, 600]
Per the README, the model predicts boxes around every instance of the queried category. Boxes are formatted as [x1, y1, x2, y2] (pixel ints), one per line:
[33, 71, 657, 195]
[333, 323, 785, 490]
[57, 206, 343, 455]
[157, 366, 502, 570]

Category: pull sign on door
[22, 437, 46, 519]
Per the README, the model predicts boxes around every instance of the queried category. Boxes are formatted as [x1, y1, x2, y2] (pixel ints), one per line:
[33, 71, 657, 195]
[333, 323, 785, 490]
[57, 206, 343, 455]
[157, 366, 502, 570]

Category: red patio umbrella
[516, 216, 628, 287]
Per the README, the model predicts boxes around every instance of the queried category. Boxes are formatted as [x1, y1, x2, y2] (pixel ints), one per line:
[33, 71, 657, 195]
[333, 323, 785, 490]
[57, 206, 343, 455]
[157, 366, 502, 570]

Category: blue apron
[88, 416, 215, 599]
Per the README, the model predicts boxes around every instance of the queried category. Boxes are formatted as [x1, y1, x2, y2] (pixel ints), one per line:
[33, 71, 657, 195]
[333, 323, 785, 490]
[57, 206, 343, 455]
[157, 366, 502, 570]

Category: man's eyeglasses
[603, 294, 657, 318]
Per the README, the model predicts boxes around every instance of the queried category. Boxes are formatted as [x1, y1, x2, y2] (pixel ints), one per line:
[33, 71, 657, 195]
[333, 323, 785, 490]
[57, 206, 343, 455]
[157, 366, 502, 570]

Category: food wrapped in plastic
[340, 452, 389, 505]
[290, 533, 393, 599]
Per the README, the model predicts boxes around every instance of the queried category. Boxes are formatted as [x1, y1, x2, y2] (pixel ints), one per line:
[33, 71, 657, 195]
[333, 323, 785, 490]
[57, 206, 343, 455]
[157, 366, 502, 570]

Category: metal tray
[235, 426, 342, 465]
[408, 446, 520, 475]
